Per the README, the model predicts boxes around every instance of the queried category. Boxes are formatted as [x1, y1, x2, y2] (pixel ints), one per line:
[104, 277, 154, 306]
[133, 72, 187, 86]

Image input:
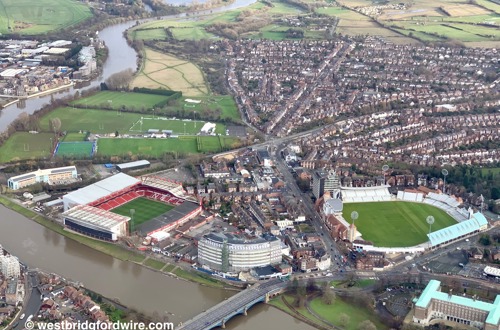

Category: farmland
[0, 0, 92, 35]
[131, 48, 209, 96]
[342, 201, 457, 247]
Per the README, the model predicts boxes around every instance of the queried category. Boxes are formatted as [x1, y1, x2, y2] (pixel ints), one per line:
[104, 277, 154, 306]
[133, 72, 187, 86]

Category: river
[0, 1, 315, 329]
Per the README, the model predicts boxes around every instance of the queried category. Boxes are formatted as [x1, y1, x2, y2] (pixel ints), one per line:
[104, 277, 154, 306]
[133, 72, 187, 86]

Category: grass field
[0, 0, 92, 34]
[0, 132, 53, 162]
[131, 48, 209, 96]
[97, 135, 241, 157]
[39, 107, 226, 135]
[55, 141, 94, 158]
[63, 132, 87, 142]
[309, 297, 387, 330]
[130, 28, 167, 40]
[342, 201, 457, 247]
[170, 27, 215, 40]
[111, 197, 174, 226]
[71, 91, 171, 110]
[178, 95, 240, 122]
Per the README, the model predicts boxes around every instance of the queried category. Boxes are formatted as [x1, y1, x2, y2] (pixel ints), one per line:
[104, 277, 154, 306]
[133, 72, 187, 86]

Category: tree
[479, 234, 491, 246]
[321, 285, 336, 305]
[295, 282, 307, 308]
[339, 313, 350, 327]
[358, 320, 377, 330]
[115, 130, 119, 137]
[105, 68, 135, 90]
[306, 278, 317, 294]
[288, 277, 299, 295]
[49, 117, 62, 135]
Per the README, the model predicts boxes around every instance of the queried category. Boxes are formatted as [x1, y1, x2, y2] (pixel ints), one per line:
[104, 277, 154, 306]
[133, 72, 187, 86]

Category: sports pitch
[70, 91, 171, 110]
[0, 0, 92, 35]
[55, 141, 94, 158]
[111, 197, 174, 226]
[342, 201, 457, 247]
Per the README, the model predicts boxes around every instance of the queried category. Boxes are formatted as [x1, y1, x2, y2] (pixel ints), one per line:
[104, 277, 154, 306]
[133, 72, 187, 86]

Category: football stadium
[334, 186, 488, 251]
[62, 173, 201, 241]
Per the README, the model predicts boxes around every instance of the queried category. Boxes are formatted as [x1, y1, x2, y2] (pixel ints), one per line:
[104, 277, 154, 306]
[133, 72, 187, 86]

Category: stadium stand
[141, 176, 185, 198]
[427, 212, 488, 247]
[423, 192, 467, 222]
[397, 191, 424, 202]
[341, 186, 392, 203]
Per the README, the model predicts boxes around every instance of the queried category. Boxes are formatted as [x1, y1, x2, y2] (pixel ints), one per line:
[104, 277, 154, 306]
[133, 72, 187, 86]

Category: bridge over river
[178, 279, 287, 330]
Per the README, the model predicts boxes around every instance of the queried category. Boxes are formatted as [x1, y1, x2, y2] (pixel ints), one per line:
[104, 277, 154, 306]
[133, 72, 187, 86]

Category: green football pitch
[111, 197, 174, 226]
[342, 201, 457, 247]
[55, 141, 94, 158]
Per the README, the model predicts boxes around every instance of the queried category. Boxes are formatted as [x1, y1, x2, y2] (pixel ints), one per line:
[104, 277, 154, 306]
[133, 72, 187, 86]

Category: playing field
[70, 91, 171, 110]
[0, 0, 92, 34]
[39, 107, 226, 135]
[55, 141, 94, 158]
[111, 197, 174, 226]
[0, 132, 53, 162]
[342, 201, 457, 247]
[97, 135, 241, 157]
[63, 132, 86, 142]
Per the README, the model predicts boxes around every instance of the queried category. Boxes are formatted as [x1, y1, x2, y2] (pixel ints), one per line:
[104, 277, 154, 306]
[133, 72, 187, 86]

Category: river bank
[0, 194, 241, 291]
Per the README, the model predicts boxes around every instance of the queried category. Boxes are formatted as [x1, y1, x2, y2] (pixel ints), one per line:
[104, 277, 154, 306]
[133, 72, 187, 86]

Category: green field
[342, 201, 457, 247]
[0, 0, 92, 34]
[111, 197, 174, 226]
[97, 135, 241, 157]
[170, 27, 215, 40]
[131, 28, 167, 40]
[55, 141, 94, 158]
[179, 95, 240, 122]
[39, 107, 227, 135]
[0, 132, 53, 162]
[71, 91, 171, 110]
[309, 297, 387, 330]
[63, 132, 86, 142]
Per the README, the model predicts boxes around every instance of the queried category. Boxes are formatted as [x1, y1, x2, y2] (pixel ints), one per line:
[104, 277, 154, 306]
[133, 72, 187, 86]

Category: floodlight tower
[130, 209, 135, 235]
[349, 211, 359, 242]
[442, 169, 449, 194]
[426, 215, 435, 235]
[382, 164, 389, 185]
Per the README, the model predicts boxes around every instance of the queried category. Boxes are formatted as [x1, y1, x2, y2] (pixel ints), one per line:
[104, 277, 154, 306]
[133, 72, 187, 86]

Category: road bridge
[177, 279, 287, 330]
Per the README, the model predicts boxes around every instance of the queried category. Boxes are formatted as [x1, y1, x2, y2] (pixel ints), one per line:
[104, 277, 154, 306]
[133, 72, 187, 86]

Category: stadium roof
[116, 160, 150, 171]
[416, 280, 500, 325]
[64, 173, 139, 206]
[63, 204, 130, 230]
[427, 212, 488, 246]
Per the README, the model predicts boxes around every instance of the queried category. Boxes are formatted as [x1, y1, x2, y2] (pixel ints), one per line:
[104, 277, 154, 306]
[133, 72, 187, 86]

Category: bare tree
[105, 68, 135, 90]
[49, 117, 62, 135]
[358, 320, 377, 330]
[339, 313, 350, 327]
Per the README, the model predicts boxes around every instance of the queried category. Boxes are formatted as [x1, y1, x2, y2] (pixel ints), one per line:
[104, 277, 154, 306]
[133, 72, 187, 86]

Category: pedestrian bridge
[177, 279, 286, 330]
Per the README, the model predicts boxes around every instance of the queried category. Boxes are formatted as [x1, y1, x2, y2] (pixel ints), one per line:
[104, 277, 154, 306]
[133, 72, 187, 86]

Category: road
[269, 140, 345, 272]
[13, 272, 42, 330]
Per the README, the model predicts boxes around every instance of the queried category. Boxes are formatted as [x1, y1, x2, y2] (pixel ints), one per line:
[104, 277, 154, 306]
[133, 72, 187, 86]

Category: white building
[0, 255, 21, 278]
[8, 166, 78, 190]
[198, 233, 282, 272]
